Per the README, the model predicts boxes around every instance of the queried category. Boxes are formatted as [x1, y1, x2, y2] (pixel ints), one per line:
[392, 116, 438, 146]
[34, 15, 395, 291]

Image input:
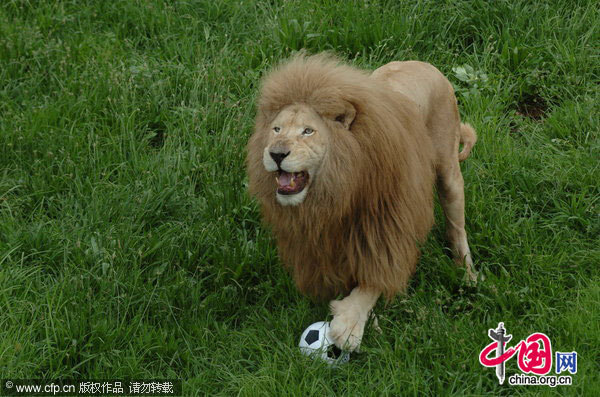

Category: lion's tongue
[278, 171, 293, 187]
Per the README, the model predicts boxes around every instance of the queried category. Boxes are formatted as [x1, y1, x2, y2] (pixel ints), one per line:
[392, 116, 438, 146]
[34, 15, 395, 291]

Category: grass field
[0, 0, 598, 395]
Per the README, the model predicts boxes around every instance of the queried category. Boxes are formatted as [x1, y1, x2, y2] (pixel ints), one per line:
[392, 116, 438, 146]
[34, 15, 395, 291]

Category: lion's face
[262, 104, 332, 206]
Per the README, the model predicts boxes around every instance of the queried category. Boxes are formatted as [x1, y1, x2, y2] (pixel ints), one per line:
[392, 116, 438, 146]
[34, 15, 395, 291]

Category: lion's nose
[269, 151, 290, 167]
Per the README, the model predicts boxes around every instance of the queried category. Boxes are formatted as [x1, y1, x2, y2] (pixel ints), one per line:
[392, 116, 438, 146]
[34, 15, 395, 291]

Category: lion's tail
[458, 123, 477, 162]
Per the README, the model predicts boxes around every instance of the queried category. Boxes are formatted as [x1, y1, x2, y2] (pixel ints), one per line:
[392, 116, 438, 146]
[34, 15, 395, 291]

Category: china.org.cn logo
[479, 322, 577, 387]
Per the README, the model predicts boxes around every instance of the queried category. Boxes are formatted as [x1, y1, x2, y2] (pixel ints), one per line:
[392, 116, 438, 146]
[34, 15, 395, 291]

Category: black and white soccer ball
[298, 321, 350, 365]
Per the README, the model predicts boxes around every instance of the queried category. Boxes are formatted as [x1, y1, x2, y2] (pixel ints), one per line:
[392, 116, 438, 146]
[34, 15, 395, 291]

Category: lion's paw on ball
[298, 321, 350, 366]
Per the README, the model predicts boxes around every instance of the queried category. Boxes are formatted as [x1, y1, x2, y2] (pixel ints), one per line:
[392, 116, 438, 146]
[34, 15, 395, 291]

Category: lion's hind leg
[436, 158, 478, 283]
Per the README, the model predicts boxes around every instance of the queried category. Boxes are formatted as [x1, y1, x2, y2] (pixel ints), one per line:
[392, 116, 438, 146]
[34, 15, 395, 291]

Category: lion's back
[372, 61, 455, 120]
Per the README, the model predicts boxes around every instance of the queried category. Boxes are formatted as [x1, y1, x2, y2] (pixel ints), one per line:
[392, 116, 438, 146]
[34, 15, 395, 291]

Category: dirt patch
[516, 93, 548, 120]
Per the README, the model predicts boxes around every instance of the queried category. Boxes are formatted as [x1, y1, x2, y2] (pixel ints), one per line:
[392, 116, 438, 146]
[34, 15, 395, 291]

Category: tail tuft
[458, 123, 477, 162]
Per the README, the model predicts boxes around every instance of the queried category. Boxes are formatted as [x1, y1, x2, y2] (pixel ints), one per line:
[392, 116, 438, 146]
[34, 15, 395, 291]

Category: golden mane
[247, 54, 435, 300]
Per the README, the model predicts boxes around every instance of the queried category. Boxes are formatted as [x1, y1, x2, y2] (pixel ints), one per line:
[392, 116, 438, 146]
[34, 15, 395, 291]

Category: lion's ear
[334, 101, 356, 130]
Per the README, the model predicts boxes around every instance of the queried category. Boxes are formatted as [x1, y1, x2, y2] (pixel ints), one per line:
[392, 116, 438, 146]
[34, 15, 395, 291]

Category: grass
[0, 0, 598, 395]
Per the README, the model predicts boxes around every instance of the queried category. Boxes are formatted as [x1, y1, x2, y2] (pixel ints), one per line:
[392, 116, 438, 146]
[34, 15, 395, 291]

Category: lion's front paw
[329, 300, 367, 352]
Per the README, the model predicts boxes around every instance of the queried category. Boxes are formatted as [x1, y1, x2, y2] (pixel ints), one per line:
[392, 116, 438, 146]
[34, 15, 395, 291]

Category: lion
[246, 53, 478, 351]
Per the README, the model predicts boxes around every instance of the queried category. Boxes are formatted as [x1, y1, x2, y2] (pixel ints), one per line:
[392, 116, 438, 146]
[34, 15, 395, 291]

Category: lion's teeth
[290, 176, 295, 188]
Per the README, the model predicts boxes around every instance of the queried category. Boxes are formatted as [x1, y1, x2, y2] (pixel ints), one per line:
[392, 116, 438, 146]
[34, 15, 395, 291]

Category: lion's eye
[302, 127, 314, 136]
[273, 126, 281, 133]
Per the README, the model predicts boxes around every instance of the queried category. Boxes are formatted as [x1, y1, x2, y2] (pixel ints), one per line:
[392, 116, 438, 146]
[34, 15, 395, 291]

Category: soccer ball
[298, 321, 350, 365]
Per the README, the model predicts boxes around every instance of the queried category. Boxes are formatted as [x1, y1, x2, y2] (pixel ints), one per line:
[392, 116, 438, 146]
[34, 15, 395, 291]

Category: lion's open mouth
[276, 170, 309, 195]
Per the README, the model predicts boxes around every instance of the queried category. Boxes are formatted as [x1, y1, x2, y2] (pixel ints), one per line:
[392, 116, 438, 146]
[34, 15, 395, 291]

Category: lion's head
[247, 54, 368, 214]
[246, 54, 435, 300]
[260, 99, 356, 206]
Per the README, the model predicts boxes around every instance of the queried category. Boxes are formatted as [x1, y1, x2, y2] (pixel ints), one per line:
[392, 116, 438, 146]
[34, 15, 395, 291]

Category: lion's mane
[247, 54, 435, 300]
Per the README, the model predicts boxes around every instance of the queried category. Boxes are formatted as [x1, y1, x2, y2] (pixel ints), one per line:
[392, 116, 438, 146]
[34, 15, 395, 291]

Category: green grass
[0, 0, 598, 395]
